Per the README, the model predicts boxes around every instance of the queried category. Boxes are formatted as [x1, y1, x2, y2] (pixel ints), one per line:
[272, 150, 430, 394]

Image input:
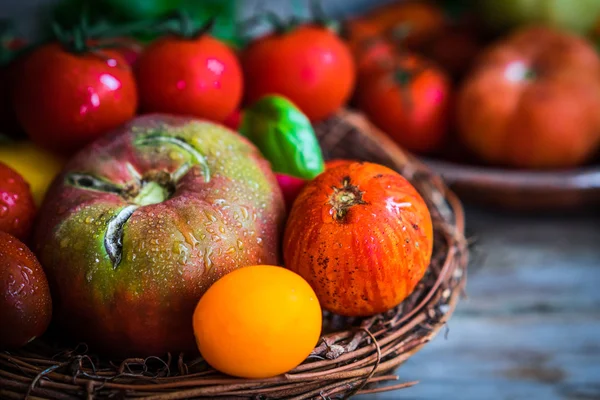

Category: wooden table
[363, 206, 600, 399]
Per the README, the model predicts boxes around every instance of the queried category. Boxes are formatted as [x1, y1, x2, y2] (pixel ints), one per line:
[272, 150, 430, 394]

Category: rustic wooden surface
[361, 205, 600, 400]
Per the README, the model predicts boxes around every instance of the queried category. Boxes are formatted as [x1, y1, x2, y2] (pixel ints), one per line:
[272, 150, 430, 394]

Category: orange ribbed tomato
[192, 265, 322, 378]
[283, 162, 433, 317]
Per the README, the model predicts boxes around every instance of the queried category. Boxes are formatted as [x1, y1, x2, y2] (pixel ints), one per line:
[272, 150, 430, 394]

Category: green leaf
[240, 95, 325, 180]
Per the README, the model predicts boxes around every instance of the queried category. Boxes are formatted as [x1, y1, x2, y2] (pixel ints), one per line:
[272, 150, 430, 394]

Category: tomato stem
[329, 177, 367, 221]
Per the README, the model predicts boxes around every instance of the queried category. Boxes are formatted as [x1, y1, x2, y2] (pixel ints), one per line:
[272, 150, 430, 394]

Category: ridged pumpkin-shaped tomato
[283, 162, 433, 317]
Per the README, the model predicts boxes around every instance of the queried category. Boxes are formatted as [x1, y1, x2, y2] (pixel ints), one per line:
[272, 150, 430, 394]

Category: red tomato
[13, 43, 138, 155]
[135, 35, 243, 123]
[242, 25, 356, 122]
[0, 162, 36, 241]
[355, 54, 451, 154]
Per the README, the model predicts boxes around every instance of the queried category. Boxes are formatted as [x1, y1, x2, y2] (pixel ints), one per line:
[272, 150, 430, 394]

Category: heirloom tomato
[284, 162, 433, 317]
[456, 26, 600, 168]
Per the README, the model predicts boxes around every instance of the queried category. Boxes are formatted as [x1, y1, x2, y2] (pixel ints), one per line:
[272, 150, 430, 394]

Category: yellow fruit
[0, 142, 65, 205]
[193, 265, 322, 378]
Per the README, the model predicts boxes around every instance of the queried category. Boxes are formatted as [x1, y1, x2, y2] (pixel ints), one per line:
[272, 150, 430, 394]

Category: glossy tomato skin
[242, 25, 356, 122]
[0, 231, 52, 348]
[283, 162, 433, 317]
[135, 35, 243, 123]
[13, 43, 138, 155]
[0, 162, 36, 241]
[355, 55, 451, 154]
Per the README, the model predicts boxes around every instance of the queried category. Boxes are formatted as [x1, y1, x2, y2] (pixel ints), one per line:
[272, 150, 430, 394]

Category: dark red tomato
[13, 43, 138, 155]
[242, 25, 356, 122]
[0, 162, 36, 241]
[0, 231, 52, 348]
[355, 54, 451, 154]
[135, 35, 243, 123]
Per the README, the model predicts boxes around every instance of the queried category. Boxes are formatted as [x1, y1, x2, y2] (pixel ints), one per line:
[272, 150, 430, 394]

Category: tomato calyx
[328, 176, 367, 222]
[165, 10, 215, 40]
[394, 68, 416, 109]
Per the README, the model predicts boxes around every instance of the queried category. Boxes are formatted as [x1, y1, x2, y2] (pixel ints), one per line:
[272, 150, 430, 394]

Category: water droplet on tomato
[0, 205, 7, 216]
[204, 248, 214, 270]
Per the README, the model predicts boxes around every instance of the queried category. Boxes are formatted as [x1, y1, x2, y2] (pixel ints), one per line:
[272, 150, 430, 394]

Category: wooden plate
[420, 157, 600, 212]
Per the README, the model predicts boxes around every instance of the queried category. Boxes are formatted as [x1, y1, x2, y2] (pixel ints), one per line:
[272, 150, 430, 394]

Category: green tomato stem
[133, 181, 169, 206]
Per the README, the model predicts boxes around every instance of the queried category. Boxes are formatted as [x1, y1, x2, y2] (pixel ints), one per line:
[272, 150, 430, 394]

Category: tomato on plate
[135, 33, 243, 123]
[355, 54, 451, 154]
[241, 24, 356, 122]
[13, 43, 138, 155]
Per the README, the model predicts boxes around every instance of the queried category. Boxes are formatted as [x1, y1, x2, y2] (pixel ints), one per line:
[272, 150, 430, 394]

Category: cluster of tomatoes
[1, 0, 475, 162]
[0, 13, 360, 157]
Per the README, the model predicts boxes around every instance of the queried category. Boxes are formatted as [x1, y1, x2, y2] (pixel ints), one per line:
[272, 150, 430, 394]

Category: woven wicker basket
[0, 110, 468, 400]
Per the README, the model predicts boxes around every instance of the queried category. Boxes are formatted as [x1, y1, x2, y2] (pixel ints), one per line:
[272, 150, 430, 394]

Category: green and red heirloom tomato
[135, 33, 243, 123]
[13, 43, 138, 155]
[242, 24, 356, 122]
[240, 95, 325, 180]
[33, 114, 285, 356]
[0, 231, 52, 348]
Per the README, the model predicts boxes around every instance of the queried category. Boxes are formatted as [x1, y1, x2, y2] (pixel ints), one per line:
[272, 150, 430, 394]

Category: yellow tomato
[193, 265, 322, 379]
[0, 142, 65, 206]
